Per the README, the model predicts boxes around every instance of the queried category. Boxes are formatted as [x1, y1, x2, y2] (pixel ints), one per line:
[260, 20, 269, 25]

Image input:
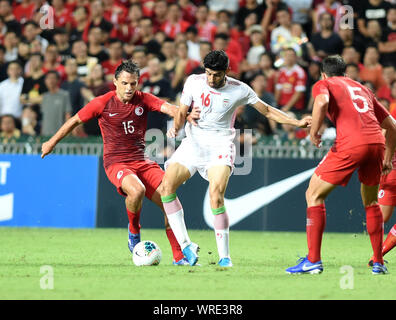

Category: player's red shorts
[105, 159, 164, 199]
[378, 169, 396, 206]
[315, 144, 385, 187]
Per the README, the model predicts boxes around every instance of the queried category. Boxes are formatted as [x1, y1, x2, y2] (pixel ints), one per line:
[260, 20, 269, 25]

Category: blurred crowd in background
[0, 0, 395, 146]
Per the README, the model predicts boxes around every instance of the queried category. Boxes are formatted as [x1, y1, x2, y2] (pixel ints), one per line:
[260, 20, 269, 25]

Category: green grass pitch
[0, 227, 395, 300]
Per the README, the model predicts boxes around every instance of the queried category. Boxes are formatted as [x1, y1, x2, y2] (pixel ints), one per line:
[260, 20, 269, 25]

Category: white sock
[214, 228, 230, 259]
[166, 209, 191, 250]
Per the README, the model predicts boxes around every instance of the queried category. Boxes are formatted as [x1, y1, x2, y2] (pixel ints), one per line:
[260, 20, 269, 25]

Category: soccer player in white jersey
[159, 50, 312, 267]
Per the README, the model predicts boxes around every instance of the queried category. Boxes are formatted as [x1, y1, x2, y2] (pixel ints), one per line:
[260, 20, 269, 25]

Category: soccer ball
[132, 240, 162, 266]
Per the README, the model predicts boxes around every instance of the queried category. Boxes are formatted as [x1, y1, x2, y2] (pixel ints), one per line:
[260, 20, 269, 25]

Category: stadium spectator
[345, 63, 362, 82]
[135, 17, 162, 58]
[195, 4, 217, 42]
[17, 40, 30, 69]
[338, 26, 366, 58]
[270, 7, 293, 55]
[53, 28, 72, 64]
[83, 0, 114, 43]
[87, 27, 109, 64]
[243, 72, 277, 136]
[342, 46, 363, 68]
[245, 25, 266, 69]
[0, 0, 21, 35]
[185, 26, 201, 62]
[377, 64, 396, 101]
[171, 41, 200, 94]
[13, 0, 35, 25]
[213, 33, 240, 78]
[359, 45, 387, 90]
[69, 6, 89, 43]
[0, 60, 24, 118]
[313, 0, 344, 32]
[0, 114, 21, 143]
[131, 46, 149, 85]
[275, 48, 307, 113]
[142, 57, 175, 131]
[388, 80, 396, 113]
[206, 0, 239, 20]
[61, 58, 87, 116]
[22, 20, 48, 53]
[161, 3, 191, 40]
[305, 60, 322, 110]
[152, 0, 168, 33]
[257, 52, 278, 94]
[42, 44, 66, 80]
[365, 20, 383, 47]
[103, 0, 128, 26]
[379, 6, 396, 67]
[284, 0, 313, 36]
[102, 38, 123, 82]
[3, 31, 19, 62]
[71, 40, 98, 82]
[21, 105, 39, 136]
[52, 0, 73, 30]
[40, 70, 72, 136]
[20, 53, 47, 108]
[311, 12, 344, 59]
[235, 0, 265, 31]
[358, 0, 392, 38]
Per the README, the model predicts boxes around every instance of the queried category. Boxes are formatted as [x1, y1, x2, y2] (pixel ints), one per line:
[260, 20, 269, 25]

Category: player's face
[205, 68, 226, 89]
[114, 71, 139, 103]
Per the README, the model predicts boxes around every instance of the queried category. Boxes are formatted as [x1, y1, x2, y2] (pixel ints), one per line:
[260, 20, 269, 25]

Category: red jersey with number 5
[312, 76, 390, 152]
[77, 90, 164, 168]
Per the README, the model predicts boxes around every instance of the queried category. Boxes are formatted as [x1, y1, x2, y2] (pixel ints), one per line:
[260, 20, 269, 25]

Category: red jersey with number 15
[77, 90, 164, 168]
[312, 76, 390, 152]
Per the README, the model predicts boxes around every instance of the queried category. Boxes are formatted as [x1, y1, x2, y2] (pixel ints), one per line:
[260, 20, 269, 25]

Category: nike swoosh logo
[203, 168, 315, 228]
[302, 263, 322, 271]
[109, 113, 118, 117]
[0, 193, 13, 222]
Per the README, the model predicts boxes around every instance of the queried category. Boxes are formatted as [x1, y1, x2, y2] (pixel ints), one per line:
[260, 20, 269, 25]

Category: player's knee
[158, 179, 175, 196]
[124, 184, 146, 202]
[209, 188, 224, 208]
[305, 188, 322, 206]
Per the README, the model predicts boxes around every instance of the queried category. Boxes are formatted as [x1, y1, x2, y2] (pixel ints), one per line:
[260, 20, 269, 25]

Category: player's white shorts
[165, 137, 236, 181]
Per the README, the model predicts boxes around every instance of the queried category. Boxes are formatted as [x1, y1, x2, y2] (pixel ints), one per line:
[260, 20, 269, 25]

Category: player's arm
[310, 93, 329, 148]
[41, 114, 84, 158]
[252, 99, 312, 128]
[160, 102, 200, 127]
[167, 103, 190, 138]
[380, 116, 396, 175]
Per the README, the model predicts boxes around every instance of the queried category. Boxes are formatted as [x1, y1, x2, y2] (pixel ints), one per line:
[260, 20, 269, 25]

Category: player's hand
[297, 116, 312, 128]
[310, 132, 322, 148]
[382, 161, 393, 176]
[41, 141, 55, 158]
[167, 127, 178, 138]
[187, 107, 201, 126]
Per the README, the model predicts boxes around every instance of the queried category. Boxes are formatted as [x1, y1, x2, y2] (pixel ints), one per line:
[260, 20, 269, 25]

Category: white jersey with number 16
[180, 74, 259, 139]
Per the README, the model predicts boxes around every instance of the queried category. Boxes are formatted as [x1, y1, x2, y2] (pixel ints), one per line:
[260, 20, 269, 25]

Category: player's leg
[150, 190, 188, 265]
[121, 174, 146, 252]
[361, 183, 387, 274]
[286, 173, 336, 274]
[207, 165, 232, 267]
[358, 144, 388, 274]
[138, 161, 187, 265]
[159, 162, 199, 265]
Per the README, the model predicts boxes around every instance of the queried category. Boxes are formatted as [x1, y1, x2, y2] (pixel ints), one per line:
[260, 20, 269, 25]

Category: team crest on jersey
[223, 98, 230, 108]
[117, 170, 124, 180]
[378, 189, 385, 199]
[135, 106, 144, 116]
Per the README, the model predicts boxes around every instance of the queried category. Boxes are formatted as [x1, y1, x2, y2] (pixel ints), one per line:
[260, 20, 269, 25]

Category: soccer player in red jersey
[286, 55, 396, 275]
[370, 107, 396, 265]
[41, 60, 199, 265]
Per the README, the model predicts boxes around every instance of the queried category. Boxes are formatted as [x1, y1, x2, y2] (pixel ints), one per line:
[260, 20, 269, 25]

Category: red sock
[365, 204, 384, 264]
[307, 204, 326, 263]
[166, 228, 184, 262]
[127, 209, 141, 234]
[383, 224, 396, 257]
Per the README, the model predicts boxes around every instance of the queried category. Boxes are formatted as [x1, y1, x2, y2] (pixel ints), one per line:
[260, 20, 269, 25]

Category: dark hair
[45, 70, 60, 79]
[114, 60, 140, 79]
[321, 55, 346, 77]
[214, 33, 229, 41]
[346, 62, 359, 70]
[203, 50, 229, 71]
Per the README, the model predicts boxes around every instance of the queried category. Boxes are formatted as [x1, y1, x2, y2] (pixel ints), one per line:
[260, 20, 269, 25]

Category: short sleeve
[243, 84, 260, 105]
[312, 80, 330, 99]
[374, 96, 390, 124]
[179, 76, 194, 107]
[77, 93, 111, 122]
[141, 92, 165, 112]
[64, 92, 72, 113]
